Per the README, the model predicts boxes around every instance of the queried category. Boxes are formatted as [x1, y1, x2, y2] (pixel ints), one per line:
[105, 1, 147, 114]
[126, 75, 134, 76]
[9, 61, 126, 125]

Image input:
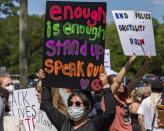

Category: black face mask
[5, 105, 10, 112]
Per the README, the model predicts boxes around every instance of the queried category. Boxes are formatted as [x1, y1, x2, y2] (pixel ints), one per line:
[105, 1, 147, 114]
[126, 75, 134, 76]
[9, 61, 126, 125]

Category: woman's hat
[151, 79, 163, 92]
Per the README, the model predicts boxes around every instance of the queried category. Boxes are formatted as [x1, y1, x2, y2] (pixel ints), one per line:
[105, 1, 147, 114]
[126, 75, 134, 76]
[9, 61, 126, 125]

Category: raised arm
[92, 71, 116, 130]
[111, 53, 136, 94]
[41, 87, 67, 130]
[126, 52, 151, 93]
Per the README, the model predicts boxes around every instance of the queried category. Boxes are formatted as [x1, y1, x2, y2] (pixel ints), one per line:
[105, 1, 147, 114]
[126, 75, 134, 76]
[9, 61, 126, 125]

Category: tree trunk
[19, 0, 28, 89]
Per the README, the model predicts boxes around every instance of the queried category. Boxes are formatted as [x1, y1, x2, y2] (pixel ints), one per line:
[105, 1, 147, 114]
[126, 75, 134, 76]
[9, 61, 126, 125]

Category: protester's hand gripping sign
[112, 10, 156, 56]
[43, 1, 106, 90]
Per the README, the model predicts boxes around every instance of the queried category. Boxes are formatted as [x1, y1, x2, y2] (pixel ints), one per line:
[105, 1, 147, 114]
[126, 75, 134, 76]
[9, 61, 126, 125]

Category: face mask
[68, 106, 86, 121]
[6, 85, 15, 91]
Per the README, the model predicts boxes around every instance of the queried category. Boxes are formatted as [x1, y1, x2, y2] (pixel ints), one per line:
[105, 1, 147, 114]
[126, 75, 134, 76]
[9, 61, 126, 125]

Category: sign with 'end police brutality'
[112, 10, 156, 56]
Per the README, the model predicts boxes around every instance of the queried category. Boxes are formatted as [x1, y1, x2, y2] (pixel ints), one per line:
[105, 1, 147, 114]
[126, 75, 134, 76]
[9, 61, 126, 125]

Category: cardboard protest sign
[35, 110, 57, 131]
[43, 1, 106, 90]
[8, 88, 40, 131]
[112, 10, 156, 56]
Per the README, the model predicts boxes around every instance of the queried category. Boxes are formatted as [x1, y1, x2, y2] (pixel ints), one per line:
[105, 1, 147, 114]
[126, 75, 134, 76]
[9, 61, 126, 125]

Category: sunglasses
[68, 101, 82, 107]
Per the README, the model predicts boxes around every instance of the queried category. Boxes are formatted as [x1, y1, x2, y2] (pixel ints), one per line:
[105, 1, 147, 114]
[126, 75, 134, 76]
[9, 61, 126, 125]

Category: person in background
[137, 79, 163, 131]
[139, 86, 151, 101]
[0, 75, 15, 93]
[129, 88, 142, 131]
[35, 80, 58, 131]
[0, 87, 25, 131]
[143, 79, 152, 87]
[126, 88, 136, 106]
[102, 52, 151, 131]
[87, 90, 103, 120]
[41, 71, 116, 131]
[127, 86, 151, 131]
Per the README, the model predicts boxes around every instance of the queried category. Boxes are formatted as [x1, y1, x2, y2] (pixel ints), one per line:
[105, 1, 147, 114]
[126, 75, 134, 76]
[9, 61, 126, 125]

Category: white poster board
[35, 110, 57, 131]
[104, 49, 118, 75]
[104, 49, 111, 70]
[8, 88, 39, 131]
[112, 10, 156, 56]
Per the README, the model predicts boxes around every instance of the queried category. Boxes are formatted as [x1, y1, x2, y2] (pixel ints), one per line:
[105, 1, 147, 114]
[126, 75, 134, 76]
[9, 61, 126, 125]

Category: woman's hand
[38, 68, 45, 80]
[157, 117, 164, 128]
[146, 51, 151, 61]
[99, 70, 109, 88]
[129, 52, 136, 64]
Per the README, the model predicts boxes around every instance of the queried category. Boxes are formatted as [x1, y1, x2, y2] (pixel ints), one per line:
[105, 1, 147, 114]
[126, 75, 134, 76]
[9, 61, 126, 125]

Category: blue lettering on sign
[115, 13, 128, 19]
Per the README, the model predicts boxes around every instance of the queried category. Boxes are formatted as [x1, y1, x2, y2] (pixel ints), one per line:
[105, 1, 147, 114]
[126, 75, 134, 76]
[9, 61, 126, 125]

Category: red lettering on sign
[49, 5, 62, 21]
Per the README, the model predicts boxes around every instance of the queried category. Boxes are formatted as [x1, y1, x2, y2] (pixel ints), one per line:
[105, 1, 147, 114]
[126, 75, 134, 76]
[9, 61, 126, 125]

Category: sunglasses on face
[68, 101, 82, 107]
[5, 82, 13, 87]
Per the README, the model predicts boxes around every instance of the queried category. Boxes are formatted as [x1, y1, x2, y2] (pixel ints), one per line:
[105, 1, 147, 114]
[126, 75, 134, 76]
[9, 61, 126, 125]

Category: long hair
[0, 75, 10, 86]
[108, 74, 117, 85]
[150, 92, 162, 108]
[0, 87, 9, 101]
[51, 88, 68, 116]
[0, 87, 10, 112]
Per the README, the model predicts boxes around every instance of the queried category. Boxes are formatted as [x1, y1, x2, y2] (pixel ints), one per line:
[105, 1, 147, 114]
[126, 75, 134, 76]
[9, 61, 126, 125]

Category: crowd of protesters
[0, 52, 164, 131]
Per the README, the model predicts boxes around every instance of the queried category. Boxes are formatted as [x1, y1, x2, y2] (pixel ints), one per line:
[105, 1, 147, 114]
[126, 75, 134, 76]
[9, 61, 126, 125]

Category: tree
[27, 15, 44, 74]
[19, 0, 28, 88]
[0, 0, 19, 17]
[0, 12, 164, 78]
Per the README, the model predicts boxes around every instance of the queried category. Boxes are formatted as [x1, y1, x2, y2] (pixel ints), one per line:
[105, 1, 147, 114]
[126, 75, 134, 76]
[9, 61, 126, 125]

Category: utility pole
[19, 0, 28, 89]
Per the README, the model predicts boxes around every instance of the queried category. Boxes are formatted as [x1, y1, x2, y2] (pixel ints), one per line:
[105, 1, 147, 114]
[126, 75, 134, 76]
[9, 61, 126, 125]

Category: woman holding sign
[41, 71, 116, 131]
[101, 52, 151, 131]
[0, 87, 25, 131]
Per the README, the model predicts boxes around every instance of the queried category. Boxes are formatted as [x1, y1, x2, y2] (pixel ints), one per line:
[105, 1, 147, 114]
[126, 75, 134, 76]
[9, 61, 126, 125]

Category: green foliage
[0, 0, 19, 16]
[0, 11, 163, 76]
[0, 15, 19, 73]
[105, 22, 127, 73]
[0, 14, 44, 74]
[27, 15, 45, 74]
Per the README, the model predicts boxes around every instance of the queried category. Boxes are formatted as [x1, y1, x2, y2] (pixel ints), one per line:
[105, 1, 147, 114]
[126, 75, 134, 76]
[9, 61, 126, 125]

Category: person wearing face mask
[41, 71, 116, 131]
[0, 87, 25, 131]
[0, 75, 15, 93]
